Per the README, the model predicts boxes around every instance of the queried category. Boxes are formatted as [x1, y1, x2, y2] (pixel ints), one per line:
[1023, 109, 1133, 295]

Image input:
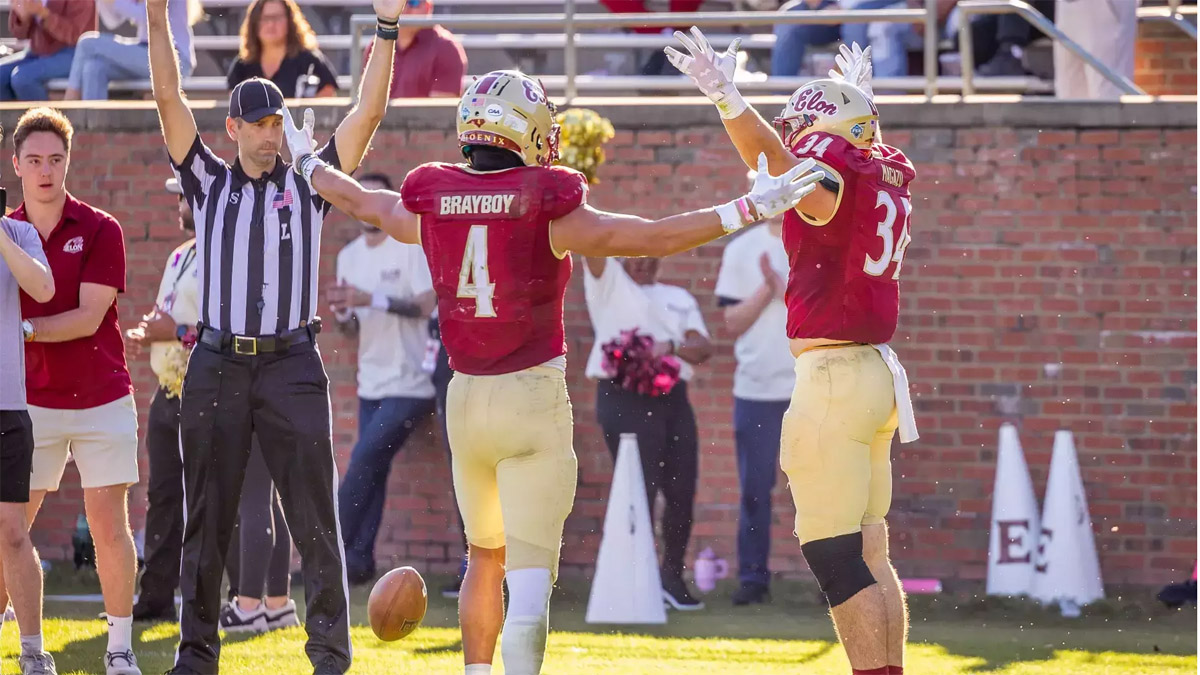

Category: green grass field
[1, 573, 1194, 674]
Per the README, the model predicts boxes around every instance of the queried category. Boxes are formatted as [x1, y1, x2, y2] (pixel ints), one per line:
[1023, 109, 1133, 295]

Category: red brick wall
[2, 100, 1194, 590]
[1136, 20, 1198, 95]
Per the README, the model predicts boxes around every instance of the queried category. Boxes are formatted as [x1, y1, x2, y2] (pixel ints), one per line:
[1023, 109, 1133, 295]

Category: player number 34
[863, 190, 912, 280]
[457, 225, 498, 318]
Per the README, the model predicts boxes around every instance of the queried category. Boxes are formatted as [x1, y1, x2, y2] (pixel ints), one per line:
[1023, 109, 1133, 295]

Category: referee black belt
[198, 321, 321, 356]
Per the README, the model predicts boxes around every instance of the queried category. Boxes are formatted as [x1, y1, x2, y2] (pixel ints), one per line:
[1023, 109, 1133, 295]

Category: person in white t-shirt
[713, 213, 794, 606]
[331, 173, 437, 586]
[584, 256, 713, 611]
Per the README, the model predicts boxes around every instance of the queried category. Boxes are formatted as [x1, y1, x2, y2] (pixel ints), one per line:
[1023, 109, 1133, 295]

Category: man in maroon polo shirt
[365, 0, 466, 97]
[2, 107, 142, 675]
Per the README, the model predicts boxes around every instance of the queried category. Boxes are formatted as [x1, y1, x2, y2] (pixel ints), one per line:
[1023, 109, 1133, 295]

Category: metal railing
[956, 0, 1144, 96]
[1137, 2, 1198, 40]
[350, 2, 942, 103]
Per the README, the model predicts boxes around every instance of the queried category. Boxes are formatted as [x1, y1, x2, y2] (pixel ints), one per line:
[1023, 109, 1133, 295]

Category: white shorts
[28, 394, 140, 491]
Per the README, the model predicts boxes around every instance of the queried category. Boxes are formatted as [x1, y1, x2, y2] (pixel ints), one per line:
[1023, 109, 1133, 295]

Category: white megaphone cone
[1030, 430, 1105, 615]
[987, 423, 1041, 596]
[586, 433, 667, 624]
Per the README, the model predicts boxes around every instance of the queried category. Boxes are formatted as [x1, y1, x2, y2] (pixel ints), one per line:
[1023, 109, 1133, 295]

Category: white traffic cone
[586, 433, 667, 624]
[986, 423, 1041, 596]
[1030, 430, 1105, 615]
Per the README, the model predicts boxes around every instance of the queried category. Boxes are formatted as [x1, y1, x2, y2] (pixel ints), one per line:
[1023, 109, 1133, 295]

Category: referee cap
[229, 78, 285, 122]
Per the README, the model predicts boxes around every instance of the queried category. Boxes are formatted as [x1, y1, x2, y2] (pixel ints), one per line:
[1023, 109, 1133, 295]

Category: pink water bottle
[693, 547, 729, 593]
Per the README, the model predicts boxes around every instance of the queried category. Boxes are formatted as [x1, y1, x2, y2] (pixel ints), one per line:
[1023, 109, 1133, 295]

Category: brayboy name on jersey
[439, 193, 516, 216]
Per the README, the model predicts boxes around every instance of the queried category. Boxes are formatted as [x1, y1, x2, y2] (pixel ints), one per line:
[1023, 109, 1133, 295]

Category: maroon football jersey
[400, 162, 588, 375]
[781, 131, 916, 344]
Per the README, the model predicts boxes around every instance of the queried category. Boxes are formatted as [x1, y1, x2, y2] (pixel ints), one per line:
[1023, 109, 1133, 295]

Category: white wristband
[370, 291, 389, 311]
[296, 153, 326, 186]
[714, 89, 748, 120]
[714, 197, 757, 234]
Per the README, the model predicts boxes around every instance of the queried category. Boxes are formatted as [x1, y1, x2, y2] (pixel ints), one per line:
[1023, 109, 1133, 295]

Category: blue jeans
[733, 397, 789, 587]
[0, 47, 75, 101]
[771, 0, 910, 79]
[337, 395, 435, 577]
[68, 33, 149, 100]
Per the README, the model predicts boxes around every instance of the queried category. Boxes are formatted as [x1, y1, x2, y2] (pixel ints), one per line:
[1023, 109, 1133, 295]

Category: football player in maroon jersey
[281, 69, 824, 675]
[669, 33, 920, 675]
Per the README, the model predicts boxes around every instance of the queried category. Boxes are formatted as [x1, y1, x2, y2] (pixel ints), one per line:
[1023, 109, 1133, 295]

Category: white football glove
[715, 153, 824, 233]
[664, 26, 747, 120]
[282, 107, 323, 185]
[829, 42, 874, 100]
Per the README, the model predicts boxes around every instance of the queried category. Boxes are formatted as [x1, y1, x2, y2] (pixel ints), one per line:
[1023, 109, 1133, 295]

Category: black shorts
[0, 410, 34, 503]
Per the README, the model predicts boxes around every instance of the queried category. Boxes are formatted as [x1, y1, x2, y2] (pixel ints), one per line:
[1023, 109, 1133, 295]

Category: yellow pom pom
[555, 108, 616, 184]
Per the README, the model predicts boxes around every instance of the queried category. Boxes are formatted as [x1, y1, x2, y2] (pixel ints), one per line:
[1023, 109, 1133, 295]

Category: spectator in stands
[962, 0, 1053, 76]
[599, 0, 704, 75]
[0, 0, 96, 102]
[1054, 0, 1138, 99]
[332, 173, 437, 585]
[585, 256, 712, 611]
[124, 178, 196, 623]
[64, 0, 201, 101]
[3, 107, 142, 674]
[227, 0, 338, 98]
[771, 0, 910, 80]
[364, 0, 466, 97]
[714, 199, 793, 607]
[0, 122, 58, 675]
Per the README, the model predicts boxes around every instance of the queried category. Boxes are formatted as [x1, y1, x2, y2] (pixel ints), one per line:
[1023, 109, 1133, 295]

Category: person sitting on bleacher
[0, 0, 95, 102]
[770, 0, 911, 81]
[64, 0, 202, 101]
[363, 0, 466, 98]
[227, 0, 338, 98]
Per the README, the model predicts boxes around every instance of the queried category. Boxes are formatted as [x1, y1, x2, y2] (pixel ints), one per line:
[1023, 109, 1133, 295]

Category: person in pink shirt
[364, 0, 466, 97]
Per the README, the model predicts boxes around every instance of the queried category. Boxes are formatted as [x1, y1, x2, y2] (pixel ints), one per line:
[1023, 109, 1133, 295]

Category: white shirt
[336, 235, 435, 400]
[150, 239, 198, 379]
[714, 224, 795, 401]
[584, 259, 709, 381]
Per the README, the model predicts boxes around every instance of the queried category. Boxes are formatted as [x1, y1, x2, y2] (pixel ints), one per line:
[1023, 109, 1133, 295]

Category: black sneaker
[661, 576, 705, 611]
[731, 582, 770, 606]
[218, 601, 268, 633]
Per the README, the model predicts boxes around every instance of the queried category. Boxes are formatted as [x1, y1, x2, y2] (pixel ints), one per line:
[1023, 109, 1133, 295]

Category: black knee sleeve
[800, 531, 877, 608]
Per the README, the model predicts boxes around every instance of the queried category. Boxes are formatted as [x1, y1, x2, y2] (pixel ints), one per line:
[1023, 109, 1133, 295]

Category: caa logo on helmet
[485, 104, 504, 122]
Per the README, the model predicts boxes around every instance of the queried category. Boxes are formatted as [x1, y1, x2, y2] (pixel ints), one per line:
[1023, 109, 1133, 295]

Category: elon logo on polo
[63, 236, 84, 254]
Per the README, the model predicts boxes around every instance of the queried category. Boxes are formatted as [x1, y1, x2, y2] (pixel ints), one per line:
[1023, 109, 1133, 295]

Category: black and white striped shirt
[171, 135, 339, 336]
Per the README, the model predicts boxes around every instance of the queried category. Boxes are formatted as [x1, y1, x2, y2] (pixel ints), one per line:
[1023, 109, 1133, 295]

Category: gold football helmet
[774, 78, 878, 151]
[457, 70, 560, 167]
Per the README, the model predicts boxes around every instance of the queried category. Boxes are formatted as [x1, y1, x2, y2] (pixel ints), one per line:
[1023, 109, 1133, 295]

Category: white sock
[464, 665, 492, 674]
[20, 632, 43, 655]
[106, 614, 133, 653]
[501, 567, 553, 675]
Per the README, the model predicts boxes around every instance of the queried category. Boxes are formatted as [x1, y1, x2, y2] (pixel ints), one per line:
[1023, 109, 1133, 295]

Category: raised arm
[330, 0, 401, 174]
[555, 154, 823, 258]
[148, 0, 198, 164]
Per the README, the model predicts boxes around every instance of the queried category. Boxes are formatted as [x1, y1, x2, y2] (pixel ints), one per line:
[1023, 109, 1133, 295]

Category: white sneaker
[104, 649, 140, 675]
[264, 599, 300, 631]
[19, 651, 58, 675]
[218, 600, 269, 634]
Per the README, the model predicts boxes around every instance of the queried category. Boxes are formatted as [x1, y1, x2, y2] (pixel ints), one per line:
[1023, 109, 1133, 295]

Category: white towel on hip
[871, 343, 919, 443]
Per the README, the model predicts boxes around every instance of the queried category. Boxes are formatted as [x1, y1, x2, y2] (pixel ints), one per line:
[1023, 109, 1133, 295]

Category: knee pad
[800, 531, 876, 608]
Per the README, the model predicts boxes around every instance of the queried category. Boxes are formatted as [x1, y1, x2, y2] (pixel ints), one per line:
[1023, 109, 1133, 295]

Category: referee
[147, 0, 405, 672]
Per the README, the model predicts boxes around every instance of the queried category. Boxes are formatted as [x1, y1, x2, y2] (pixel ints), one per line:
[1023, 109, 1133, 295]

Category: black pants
[136, 388, 184, 610]
[176, 341, 349, 674]
[595, 380, 698, 581]
[969, 0, 1055, 63]
[225, 436, 293, 599]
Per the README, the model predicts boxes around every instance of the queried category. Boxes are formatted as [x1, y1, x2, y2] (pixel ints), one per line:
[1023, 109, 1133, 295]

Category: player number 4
[457, 225, 497, 318]
[863, 191, 912, 280]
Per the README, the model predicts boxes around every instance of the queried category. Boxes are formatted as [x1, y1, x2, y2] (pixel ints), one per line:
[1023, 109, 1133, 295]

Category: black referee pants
[595, 379, 699, 582]
[176, 341, 349, 674]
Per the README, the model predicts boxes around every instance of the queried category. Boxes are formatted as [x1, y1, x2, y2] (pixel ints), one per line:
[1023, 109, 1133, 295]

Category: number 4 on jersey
[457, 225, 497, 317]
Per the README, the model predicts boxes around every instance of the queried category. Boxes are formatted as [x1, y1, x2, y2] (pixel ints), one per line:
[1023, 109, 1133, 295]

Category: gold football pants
[781, 344, 899, 544]
[447, 365, 577, 579]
